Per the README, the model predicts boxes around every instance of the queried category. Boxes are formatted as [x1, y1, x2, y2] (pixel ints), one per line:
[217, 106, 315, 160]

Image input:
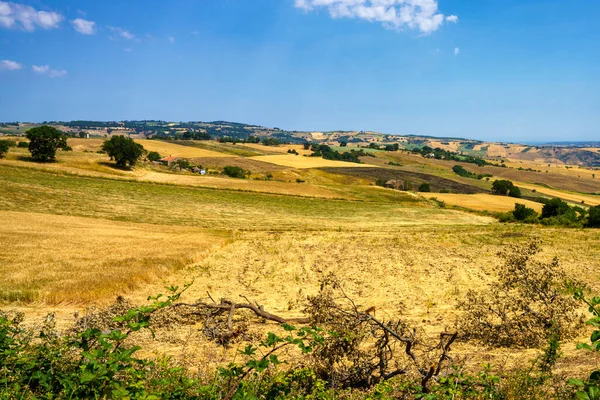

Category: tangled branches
[457, 239, 583, 348]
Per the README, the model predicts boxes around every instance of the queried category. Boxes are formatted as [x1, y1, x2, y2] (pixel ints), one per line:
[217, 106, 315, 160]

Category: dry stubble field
[2, 139, 600, 379]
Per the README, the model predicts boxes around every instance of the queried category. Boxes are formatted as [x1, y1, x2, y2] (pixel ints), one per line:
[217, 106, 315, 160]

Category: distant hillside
[1, 120, 599, 167]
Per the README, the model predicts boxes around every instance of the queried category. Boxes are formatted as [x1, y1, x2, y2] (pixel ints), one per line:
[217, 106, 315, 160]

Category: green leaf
[570, 379, 586, 387]
[578, 343, 593, 351]
[592, 331, 600, 343]
[589, 386, 600, 400]
[575, 391, 591, 400]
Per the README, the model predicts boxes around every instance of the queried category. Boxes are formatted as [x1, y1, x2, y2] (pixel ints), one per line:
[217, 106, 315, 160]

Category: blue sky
[0, 0, 599, 142]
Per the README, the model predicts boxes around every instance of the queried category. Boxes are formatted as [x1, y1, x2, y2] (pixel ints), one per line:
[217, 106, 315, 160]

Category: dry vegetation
[2, 135, 600, 396]
[425, 193, 544, 212]
[0, 210, 228, 304]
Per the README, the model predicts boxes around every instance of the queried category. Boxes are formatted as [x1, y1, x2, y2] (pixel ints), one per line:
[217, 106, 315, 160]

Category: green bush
[25, 125, 69, 162]
[147, 151, 161, 162]
[17, 141, 29, 148]
[418, 183, 431, 192]
[102, 136, 145, 167]
[492, 180, 519, 196]
[588, 206, 600, 228]
[223, 165, 249, 178]
[513, 203, 536, 221]
[0, 140, 10, 158]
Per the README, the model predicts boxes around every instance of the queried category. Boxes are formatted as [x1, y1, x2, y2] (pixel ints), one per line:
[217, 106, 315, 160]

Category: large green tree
[0, 140, 11, 158]
[25, 125, 69, 162]
[102, 135, 144, 167]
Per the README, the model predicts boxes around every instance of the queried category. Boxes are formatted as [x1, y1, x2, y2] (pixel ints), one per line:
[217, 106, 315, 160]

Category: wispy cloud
[0, 1, 63, 31]
[0, 59, 22, 70]
[294, 0, 457, 34]
[168, 35, 175, 44]
[108, 26, 137, 41]
[71, 18, 95, 35]
[454, 47, 460, 56]
[32, 64, 67, 78]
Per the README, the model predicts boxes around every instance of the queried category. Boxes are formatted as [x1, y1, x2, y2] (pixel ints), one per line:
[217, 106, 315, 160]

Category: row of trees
[505, 198, 600, 227]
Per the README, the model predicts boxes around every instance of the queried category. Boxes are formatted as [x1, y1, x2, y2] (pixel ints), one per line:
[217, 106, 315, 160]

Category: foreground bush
[2, 243, 599, 399]
[457, 239, 581, 347]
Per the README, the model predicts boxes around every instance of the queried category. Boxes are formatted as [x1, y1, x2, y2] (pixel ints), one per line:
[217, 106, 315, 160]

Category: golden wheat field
[250, 154, 379, 169]
[424, 193, 544, 212]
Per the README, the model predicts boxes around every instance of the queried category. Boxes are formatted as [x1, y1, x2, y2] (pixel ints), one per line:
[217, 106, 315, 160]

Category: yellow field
[514, 182, 600, 206]
[424, 193, 544, 212]
[136, 140, 231, 158]
[0, 210, 227, 304]
[250, 154, 378, 169]
[243, 143, 312, 156]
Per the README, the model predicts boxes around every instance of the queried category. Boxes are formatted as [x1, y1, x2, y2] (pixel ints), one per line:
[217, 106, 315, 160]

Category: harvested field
[0, 210, 227, 304]
[136, 140, 231, 158]
[188, 156, 288, 173]
[250, 154, 378, 169]
[425, 193, 544, 212]
[320, 167, 485, 194]
[0, 165, 492, 232]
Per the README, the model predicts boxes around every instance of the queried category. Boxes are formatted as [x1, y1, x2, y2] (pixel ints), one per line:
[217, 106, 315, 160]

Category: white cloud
[32, 64, 67, 77]
[454, 47, 460, 56]
[108, 26, 136, 41]
[295, 0, 457, 34]
[0, 1, 62, 31]
[0, 59, 22, 70]
[168, 35, 175, 44]
[71, 18, 95, 35]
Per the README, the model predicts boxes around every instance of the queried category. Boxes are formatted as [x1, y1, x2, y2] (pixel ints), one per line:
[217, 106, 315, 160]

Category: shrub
[262, 137, 281, 146]
[508, 185, 521, 198]
[418, 183, 431, 192]
[513, 203, 536, 221]
[492, 180, 517, 196]
[25, 125, 69, 162]
[17, 141, 29, 148]
[102, 136, 144, 167]
[457, 239, 581, 348]
[587, 206, 600, 228]
[223, 165, 249, 178]
[0, 140, 10, 158]
[147, 151, 161, 162]
[541, 198, 571, 219]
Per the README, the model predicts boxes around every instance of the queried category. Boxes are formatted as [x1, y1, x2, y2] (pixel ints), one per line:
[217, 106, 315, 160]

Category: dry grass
[514, 182, 600, 206]
[425, 193, 544, 212]
[250, 154, 379, 169]
[136, 140, 231, 158]
[0, 211, 228, 304]
[122, 226, 600, 370]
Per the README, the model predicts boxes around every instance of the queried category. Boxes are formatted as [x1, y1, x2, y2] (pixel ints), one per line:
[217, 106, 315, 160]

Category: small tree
[223, 165, 249, 178]
[508, 185, 521, 198]
[513, 203, 536, 221]
[418, 183, 431, 192]
[491, 180, 516, 196]
[541, 198, 571, 219]
[147, 151, 161, 162]
[25, 125, 69, 162]
[102, 136, 144, 167]
[0, 140, 10, 158]
[587, 205, 600, 228]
